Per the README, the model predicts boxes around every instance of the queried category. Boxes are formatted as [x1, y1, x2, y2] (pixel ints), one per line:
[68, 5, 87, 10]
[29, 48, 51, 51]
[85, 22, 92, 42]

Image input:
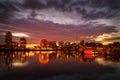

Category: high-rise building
[20, 37, 26, 49]
[11, 41, 18, 49]
[5, 31, 12, 45]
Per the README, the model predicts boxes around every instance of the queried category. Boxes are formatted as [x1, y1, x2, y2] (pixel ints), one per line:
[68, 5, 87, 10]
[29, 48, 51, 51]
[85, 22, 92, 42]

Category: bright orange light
[38, 54, 49, 64]
[26, 44, 39, 48]
[28, 51, 35, 56]
[102, 41, 112, 45]
[84, 50, 92, 55]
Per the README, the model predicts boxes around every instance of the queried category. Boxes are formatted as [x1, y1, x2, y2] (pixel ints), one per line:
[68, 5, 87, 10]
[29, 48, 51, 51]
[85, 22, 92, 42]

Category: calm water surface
[0, 51, 120, 80]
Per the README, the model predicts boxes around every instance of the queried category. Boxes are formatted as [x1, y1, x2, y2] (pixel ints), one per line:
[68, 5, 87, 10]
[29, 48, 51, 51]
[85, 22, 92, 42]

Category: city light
[0, 0, 120, 79]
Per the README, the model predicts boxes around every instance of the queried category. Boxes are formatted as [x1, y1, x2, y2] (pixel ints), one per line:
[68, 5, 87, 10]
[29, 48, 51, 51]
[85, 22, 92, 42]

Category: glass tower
[5, 31, 12, 45]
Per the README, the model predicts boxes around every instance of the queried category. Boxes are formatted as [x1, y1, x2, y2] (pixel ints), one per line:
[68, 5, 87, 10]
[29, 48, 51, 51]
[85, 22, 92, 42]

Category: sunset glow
[0, 0, 120, 44]
[13, 33, 30, 37]
[0, 0, 120, 80]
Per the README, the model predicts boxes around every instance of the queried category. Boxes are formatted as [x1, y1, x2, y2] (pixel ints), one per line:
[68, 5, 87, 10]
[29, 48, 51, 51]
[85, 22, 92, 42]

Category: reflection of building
[79, 47, 95, 62]
[39, 53, 49, 64]
[20, 37, 26, 49]
[80, 55, 94, 62]
[5, 53, 13, 69]
[20, 52, 26, 63]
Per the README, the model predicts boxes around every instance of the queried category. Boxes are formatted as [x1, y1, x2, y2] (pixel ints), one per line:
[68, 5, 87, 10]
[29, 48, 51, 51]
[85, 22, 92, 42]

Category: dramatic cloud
[0, 0, 120, 44]
[96, 32, 120, 42]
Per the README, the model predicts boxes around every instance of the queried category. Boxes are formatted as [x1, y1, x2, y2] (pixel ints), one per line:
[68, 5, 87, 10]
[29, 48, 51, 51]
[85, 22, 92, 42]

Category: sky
[0, 0, 120, 44]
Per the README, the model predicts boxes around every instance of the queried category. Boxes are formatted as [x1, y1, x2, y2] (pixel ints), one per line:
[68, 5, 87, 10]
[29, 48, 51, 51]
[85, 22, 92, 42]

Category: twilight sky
[0, 0, 120, 44]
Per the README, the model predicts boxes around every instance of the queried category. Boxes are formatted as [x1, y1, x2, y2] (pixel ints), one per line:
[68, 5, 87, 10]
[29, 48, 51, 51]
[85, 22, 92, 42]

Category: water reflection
[0, 51, 28, 69]
[39, 53, 49, 64]
[0, 51, 120, 70]
[0, 51, 120, 80]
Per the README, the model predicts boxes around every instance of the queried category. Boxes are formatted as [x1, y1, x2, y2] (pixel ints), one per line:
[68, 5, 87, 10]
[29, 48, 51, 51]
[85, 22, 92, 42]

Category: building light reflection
[39, 53, 49, 64]
[95, 57, 112, 66]
[12, 61, 28, 67]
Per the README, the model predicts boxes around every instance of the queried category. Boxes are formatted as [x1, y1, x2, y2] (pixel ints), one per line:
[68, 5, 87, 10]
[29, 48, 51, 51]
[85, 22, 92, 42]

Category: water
[0, 51, 120, 80]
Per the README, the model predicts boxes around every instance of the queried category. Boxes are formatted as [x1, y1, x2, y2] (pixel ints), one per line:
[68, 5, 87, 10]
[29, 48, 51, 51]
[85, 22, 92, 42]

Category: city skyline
[0, 0, 120, 44]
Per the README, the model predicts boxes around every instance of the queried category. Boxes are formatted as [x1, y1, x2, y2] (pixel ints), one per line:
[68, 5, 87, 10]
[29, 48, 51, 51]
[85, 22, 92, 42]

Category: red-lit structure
[40, 39, 48, 47]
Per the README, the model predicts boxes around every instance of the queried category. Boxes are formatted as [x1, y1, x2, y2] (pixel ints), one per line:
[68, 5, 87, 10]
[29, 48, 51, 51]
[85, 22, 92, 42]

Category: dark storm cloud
[0, 23, 24, 31]
[27, 0, 118, 19]
[0, 0, 120, 20]
[24, 0, 45, 9]
[65, 0, 120, 19]
[0, 0, 23, 11]
[0, 0, 24, 21]
[0, 0, 120, 43]
[71, 24, 117, 36]
[107, 0, 120, 9]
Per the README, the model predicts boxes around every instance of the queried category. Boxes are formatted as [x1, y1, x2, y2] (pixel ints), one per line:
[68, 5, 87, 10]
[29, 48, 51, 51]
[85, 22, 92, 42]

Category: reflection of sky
[0, 52, 120, 80]
[95, 57, 120, 80]
[95, 57, 120, 67]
